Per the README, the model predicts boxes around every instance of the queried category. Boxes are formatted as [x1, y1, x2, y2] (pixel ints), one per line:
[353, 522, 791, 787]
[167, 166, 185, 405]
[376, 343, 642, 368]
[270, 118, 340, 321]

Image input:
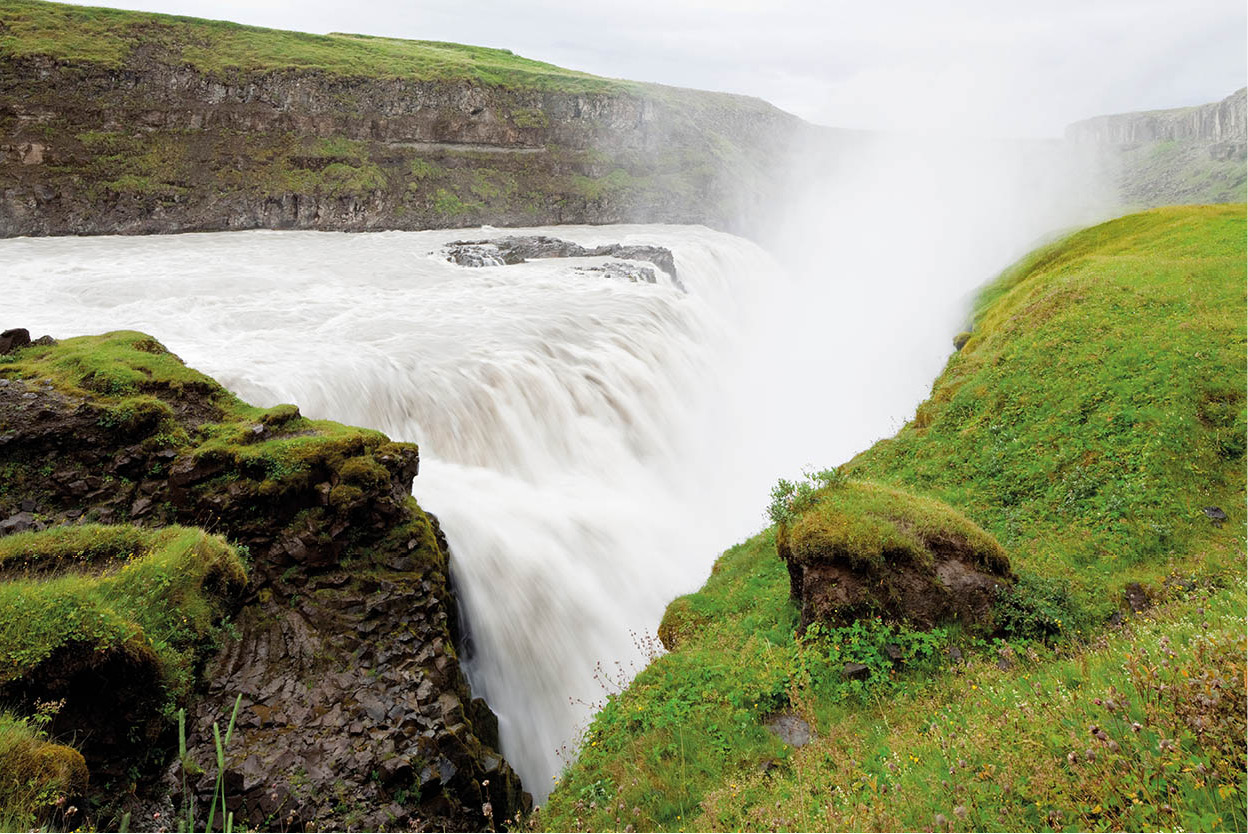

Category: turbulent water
[2, 224, 795, 798]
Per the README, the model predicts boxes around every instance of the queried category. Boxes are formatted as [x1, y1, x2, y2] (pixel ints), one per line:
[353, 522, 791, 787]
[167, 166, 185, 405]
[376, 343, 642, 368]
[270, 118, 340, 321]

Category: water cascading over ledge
[2, 224, 787, 799]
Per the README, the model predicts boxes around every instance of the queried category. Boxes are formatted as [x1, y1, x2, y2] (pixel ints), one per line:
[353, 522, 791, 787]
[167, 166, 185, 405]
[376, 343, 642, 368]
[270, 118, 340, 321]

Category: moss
[510, 107, 549, 128]
[656, 595, 709, 651]
[781, 480, 1009, 576]
[259, 403, 301, 427]
[338, 456, 389, 489]
[0, 525, 247, 694]
[0, 712, 88, 830]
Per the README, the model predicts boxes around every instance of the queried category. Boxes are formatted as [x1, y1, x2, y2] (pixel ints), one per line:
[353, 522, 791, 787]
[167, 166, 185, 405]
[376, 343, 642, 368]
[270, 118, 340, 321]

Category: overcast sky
[69, 0, 1246, 136]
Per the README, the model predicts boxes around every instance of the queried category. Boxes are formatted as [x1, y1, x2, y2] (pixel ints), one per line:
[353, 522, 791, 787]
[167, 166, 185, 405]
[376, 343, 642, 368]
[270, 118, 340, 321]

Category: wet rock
[572, 262, 658, 285]
[443, 235, 684, 290]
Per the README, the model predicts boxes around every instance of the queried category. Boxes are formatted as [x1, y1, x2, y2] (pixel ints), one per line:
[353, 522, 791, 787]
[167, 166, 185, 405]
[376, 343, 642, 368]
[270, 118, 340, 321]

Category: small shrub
[995, 572, 1084, 642]
[766, 467, 847, 526]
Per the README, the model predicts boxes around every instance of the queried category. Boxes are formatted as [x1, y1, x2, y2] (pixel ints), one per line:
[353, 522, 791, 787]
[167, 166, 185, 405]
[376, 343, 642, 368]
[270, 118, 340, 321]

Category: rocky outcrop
[775, 481, 1014, 632]
[1066, 89, 1247, 207]
[443, 235, 682, 289]
[0, 2, 804, 237]
[0, 331, 527, 830]
[1066, 88, 1247, 146]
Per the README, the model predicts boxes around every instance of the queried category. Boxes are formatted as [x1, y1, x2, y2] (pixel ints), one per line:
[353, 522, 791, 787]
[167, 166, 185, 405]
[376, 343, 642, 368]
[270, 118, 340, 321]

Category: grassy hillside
[536, 205, 1247, 832]
[0, 0, 624, 91]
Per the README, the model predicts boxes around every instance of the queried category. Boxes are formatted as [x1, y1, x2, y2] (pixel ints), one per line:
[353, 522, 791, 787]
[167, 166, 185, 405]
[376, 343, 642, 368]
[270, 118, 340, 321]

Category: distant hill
[1067, 88, 1247, 207]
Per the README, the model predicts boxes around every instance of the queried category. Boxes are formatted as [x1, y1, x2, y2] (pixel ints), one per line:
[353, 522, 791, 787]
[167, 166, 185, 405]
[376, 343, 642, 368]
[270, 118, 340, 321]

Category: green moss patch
[0, 524, 246, 697]
[0, 711, 88, 831]
[781, 480, 1009, 576]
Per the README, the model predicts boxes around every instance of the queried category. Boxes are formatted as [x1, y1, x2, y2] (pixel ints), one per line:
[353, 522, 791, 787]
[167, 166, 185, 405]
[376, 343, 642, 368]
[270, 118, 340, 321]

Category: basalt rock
[443, 235, 684, 291]
[776, 480, 1014, 633]
[0, 331, 528, 830]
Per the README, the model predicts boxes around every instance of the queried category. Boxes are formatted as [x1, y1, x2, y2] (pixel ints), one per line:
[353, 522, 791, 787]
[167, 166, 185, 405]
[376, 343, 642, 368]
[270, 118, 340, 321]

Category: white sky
[67, 0, 1246, 136]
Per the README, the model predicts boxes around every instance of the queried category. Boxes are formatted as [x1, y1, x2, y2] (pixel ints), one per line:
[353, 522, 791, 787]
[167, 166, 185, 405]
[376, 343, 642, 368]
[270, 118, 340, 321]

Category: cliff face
[0, 0, 804, 237]
[1065, 88, 1247, 207]
[1066, 88, 1247, 147]
[0, 331, 528, 831]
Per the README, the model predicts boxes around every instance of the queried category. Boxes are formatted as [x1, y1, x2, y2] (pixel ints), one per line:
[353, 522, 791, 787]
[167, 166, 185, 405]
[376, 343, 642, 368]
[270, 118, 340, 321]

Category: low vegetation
[0, 525, 244, 828]
[0, 0, 624, 92]
[537, 204, 1247, 832]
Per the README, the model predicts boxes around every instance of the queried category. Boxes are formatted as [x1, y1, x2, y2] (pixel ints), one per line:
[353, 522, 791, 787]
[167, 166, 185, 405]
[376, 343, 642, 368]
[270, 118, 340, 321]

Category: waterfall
[2, 224, 786, 799]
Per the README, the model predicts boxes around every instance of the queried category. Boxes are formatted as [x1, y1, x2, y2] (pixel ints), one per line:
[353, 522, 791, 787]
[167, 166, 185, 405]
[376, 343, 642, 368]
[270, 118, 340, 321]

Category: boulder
[0, 328, 31, 354]
[776, 480, 1014, 632]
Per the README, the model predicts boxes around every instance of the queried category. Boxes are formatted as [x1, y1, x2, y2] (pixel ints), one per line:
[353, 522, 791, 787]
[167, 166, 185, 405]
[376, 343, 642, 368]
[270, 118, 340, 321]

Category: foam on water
[2, 224, 786, 798]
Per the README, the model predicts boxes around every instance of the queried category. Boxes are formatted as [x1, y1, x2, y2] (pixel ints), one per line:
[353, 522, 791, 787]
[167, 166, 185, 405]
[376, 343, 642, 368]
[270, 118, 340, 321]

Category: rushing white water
[1, 224, 787, 798]
[1, 137, 1106, 797]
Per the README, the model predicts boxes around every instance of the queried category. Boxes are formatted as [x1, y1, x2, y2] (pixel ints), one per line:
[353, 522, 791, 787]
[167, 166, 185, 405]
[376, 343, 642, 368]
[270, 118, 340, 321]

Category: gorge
[1, 1, 1245, 831]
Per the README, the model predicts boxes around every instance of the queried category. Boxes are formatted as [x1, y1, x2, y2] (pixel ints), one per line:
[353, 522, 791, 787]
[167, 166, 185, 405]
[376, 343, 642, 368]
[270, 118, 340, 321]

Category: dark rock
[945, 646, 964, 664]
[1203, 506, 1227, 527]
[884, 642, 904, 663]
[378, 756, 413, 787]
[764, 712, 812, 746]
[0, 328, 31, 354]
[0, 511, 36, 534]
[0, 337, 529, 832]
[31, 335, 58, 347]
[842, 662, 871, 681]
[1123, 582, 1150, 613]
[444, 235, 684, 290]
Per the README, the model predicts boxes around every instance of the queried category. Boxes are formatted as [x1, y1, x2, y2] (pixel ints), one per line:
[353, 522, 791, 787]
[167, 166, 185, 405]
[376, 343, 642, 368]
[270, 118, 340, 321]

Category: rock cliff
[1066, 88, 1247, 207]
[0, 0, 804, 237]
[0, 331, 527, 830]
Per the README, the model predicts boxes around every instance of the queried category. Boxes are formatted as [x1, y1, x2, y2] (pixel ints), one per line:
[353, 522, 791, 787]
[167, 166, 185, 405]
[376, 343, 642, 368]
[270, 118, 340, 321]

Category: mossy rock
[0, 713, 89, 830]
[657, 595, 710, 651]
[777, 480, 1013, 631]
[0, 524, 246, 770]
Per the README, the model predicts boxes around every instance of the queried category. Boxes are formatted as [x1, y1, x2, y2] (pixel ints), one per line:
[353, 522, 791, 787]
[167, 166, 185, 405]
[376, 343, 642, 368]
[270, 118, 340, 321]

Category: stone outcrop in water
[775, 481, 1015, 633]
[0, 330, 528, 830]
[443, 235, 683, 289]
[0, 0, 803, 237]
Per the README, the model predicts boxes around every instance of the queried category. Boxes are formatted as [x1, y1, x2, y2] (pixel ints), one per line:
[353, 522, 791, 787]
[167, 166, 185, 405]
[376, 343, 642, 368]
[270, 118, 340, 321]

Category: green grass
[536, 205, 1247, 832]
[0, 711, 87, 831]
[0, 0, 630, 92]
[0, 524, 246, 698]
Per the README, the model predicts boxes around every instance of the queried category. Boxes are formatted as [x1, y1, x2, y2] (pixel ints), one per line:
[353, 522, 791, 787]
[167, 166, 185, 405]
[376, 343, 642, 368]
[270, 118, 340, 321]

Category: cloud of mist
[700, 130, 1118, 538]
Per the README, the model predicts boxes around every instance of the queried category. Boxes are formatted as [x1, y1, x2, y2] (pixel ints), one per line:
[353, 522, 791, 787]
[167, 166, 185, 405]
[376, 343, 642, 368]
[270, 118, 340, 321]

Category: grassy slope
[536, 205, 1247, 833]
[0, 0, 625, 92]
[0, 524, 245, 697]
[0, 524, 243, 829]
